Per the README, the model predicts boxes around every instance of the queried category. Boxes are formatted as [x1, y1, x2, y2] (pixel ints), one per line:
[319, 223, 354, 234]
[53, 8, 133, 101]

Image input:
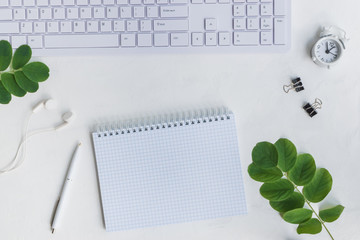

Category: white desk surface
[1, 0, 359, 239]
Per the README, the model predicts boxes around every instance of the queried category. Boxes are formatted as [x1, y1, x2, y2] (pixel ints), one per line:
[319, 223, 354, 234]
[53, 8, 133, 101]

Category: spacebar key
[44, 34, 119, 48]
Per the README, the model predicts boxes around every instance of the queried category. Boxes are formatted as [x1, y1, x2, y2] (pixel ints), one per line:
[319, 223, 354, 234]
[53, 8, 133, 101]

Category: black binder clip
[283, 77, 304, 93]
[303, 98, 322, 117]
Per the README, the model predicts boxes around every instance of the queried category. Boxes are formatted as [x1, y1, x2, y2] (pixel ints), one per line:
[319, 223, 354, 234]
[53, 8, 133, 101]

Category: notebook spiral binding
[95, 107, 232, 138]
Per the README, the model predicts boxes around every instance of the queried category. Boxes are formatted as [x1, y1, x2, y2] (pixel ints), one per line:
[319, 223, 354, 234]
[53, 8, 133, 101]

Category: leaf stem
[284, 173, 334, 240]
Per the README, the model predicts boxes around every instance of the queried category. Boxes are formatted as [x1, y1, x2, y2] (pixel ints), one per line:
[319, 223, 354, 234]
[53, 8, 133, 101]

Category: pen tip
[78, 142, 82, 146]
[52, 228, 55, 234]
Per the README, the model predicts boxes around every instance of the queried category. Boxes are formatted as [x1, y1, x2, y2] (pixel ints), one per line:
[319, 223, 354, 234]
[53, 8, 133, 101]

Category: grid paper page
[92, 114, 247, 231]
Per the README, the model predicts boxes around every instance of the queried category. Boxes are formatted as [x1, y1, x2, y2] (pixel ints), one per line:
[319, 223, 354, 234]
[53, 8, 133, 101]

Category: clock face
[314, 39, 341, 64]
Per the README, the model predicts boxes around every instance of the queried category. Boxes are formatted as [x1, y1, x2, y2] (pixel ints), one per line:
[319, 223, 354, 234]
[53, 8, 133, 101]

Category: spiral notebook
[92, 109, 247, 232]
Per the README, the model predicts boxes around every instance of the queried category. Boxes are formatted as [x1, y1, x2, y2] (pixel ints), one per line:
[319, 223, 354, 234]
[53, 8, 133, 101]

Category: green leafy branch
[0, 40, 49, 104]
[248, 138, 344, 239]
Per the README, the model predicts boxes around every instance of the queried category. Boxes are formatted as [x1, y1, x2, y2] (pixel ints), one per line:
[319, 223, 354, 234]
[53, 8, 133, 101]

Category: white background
[1, 0, 359, 239]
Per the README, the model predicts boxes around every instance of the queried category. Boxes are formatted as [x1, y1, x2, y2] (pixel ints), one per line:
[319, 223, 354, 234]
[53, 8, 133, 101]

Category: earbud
[55, 112, 75, 131]
[32, 99, 57, 113]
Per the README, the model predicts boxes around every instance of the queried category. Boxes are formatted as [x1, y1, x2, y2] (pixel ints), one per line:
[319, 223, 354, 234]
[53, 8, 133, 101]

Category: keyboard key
[107, 7, 119, 18]
[94, 7, 105, 18]
[205, 32, 216, 46]
[218, 0, 230, 3]
[21, 22, 33, 33]
[154, 33, 168, 46]
[260, 31, 272, 45]
[34, 22, 46, 33]
[0, 0, 8, 5]
[153, 19, 188, 31]
[205, 0, 216, 3]
[10, 0, 22, 6]
[67, 8, 79, 19]
[233, 31, 258, 45]
[140, 20, 152, 31]
[126, 20, 138, 31]
[147, 6, 159, 18]
[45, 34, 119, 48]
[49, 0, 61, 5]
[117, 0, 128, 4]
[63, 0, 75, 5]
[27, 9, 39, 20]
[76, 0, 88, 5]
[47, 21, 59, 33]
[40, 8, 52, 19]
[130, 0, 141, 3]
[247, 0, 258, 2]
[233, 18, 245, 30]
[100, 21, 112, 32]
[74, 21, 85, 32]
[137, 33, 152, 47]
[0, 9, 12, 21]
[191, 0, 202, 3]
[219, 32, 231, 46]
[87, 21, 99, 32]
[170, 0, 188, 3]
[14, 9, 25, 20]
[247, 18, 258, 29]
[36, 0, 48, 5]
[205, 18, 217, 31]
[191, 32, 203, 46]
[60, 21, 72, 32]
[247, 4, 259, 16]
[90, 0, 101, 4]
[274, 0, 286, 15]
[260, 17, 272, 29]
[233, 5, 245, 17]
[156, 0, 167, 4]
[143, 0, 154, 3]
[24, 0, 35, 6]
[233, 0, 245, 2]
[160, 6, 188, 18]
[261, 4, 273, 16]
[274, 17, 286, 44]
[120, 7, 132, 18]
[170, 33, 188, 46]
[134, 6, 145, 18]
[80, 7, 92, 18]
[114, 20, 125, 31]
[54, 8, 66, 19]
[0, 22, 19, 34]
[12, 36, 27, 48]
[103, 0, 114, 4]
[28, 36, 43, 49]
[121, 33, 136, 47]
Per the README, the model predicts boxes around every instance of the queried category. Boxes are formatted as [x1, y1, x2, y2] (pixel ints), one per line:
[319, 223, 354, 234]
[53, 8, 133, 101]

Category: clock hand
[329, 52, 337, 57]
[328, 47, 335, 52]
[326, 42, 329, 53]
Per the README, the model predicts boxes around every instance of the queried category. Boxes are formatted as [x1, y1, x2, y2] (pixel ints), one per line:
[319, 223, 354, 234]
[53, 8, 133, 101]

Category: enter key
[160, 6, 189, 18]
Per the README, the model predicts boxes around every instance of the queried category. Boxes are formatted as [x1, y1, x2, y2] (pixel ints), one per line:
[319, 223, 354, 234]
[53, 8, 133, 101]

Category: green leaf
[252, 142, 278, 168]
[303, 168, 333, 203]
[12, 45, 32, 70]
[288, 154, 316, 186]
[248, 163, 283, 183]
[1, 73, 26, 97]
[283, 208, 313, 224]
[319, 205, 344, 222]
[297, 218, 322, 234]
[260, 179, 294, 201]
[270, 192, 305, 212]
[275, 138, 297, 172]
[0, 40, 12, 71]
[22, 62, 50, 82]
[14, 71, 39, 93]
[0, 81, 11, 104]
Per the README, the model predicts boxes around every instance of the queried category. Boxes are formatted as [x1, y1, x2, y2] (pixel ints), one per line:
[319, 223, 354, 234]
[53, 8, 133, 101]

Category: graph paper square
[92, 113, 247, 231]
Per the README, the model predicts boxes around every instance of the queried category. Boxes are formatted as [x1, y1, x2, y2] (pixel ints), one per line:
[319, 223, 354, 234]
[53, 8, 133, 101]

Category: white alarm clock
[311, 26, 349, 69]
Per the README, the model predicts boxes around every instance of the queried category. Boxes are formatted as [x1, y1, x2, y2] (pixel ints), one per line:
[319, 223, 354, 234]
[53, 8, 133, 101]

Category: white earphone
[0, 99, 75, 174]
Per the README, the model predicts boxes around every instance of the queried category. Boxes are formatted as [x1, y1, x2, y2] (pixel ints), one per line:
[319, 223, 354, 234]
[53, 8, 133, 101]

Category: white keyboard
[0, 0, 291, 55]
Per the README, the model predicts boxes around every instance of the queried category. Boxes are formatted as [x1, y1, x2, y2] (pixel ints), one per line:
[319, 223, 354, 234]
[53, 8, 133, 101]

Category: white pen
[51, 142, 82, 234]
